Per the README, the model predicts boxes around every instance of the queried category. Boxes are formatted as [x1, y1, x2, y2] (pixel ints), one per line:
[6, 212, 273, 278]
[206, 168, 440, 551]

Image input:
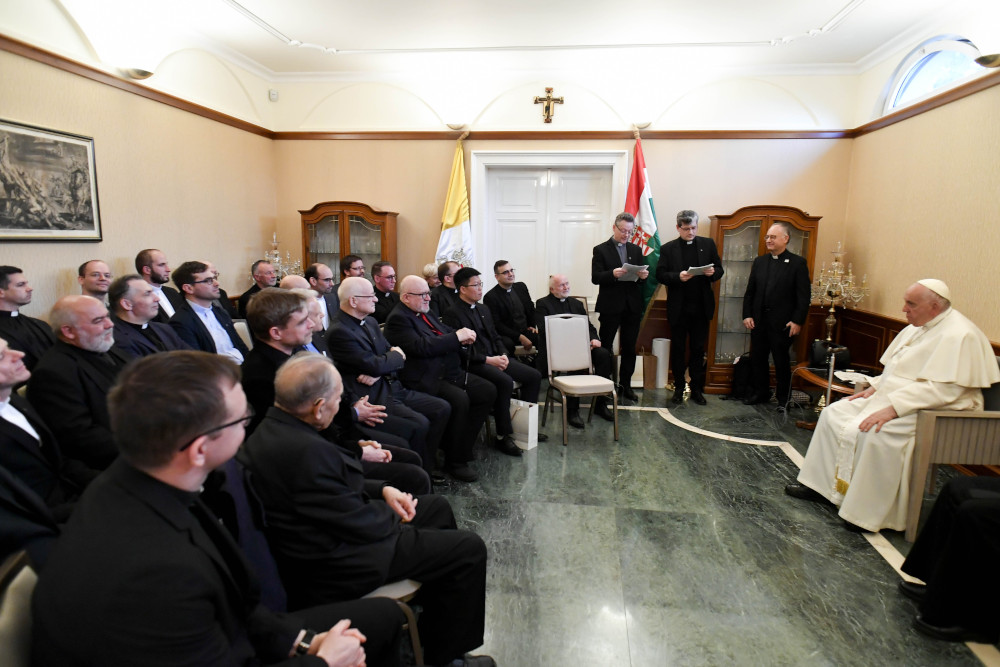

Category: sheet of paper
[618, 263, 647, 282]
[686, 264, 714, 276]
[834, 370, 871, 384]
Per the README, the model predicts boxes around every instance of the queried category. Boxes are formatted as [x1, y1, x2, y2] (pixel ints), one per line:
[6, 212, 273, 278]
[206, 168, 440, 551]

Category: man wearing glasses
[483, 260, 538, 356]
[370, 261, 399, 324]
[305, 262, 338, 330]
[170, 261, 249, 363]
[592, 212, 649, 402]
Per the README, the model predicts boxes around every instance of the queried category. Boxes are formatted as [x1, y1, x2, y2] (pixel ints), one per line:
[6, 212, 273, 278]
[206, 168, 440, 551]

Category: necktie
[420, 313, 443, 335]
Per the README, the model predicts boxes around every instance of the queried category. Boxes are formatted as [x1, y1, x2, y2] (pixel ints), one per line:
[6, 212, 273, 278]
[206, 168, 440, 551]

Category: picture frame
[0, 119, 102, 242]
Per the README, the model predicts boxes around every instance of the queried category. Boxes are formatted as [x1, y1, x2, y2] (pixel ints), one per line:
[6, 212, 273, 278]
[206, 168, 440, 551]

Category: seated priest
[109, 274, 191, 359]
[785, 280, 1000, 532]
[442, 267, 545, 457]
[32, 350, 403, 667]
[239, 353, 493, 667]
[483, 259, 538, 354]
[0, 265, 56, 372]
[535, 273, 615, 427]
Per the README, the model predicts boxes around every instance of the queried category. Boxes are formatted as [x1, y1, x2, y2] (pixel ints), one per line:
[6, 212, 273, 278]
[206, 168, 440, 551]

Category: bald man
[785, 280, 1000, 533]
[27, 295, 129, 469]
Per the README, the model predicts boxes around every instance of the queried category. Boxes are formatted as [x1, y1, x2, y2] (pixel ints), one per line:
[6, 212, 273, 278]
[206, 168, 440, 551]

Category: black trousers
[361, 445, 431, 496]
[749, 316, 795, 403]
[901, 476, 1000, 641]
[387, 495, 487, 665]
[668, 311, 710, 392]
[393, 385, 451, 473]
[435, 374, 496, 464]
[598, 308, 640, 387]
[297, 597, 405, 667]
[470, 359, 541, 435]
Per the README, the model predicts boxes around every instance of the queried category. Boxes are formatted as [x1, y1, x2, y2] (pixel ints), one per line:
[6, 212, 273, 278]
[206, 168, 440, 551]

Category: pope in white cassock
[786, 279, 1000, 533]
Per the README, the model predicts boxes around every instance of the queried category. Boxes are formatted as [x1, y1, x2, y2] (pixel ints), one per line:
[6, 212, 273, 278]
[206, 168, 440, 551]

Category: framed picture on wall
[0, 119, 102, 242]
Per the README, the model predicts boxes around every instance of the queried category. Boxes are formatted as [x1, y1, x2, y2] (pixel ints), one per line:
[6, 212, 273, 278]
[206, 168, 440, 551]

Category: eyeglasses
[405, 292, 432, 299]
[319, 277, 335, 283]
[465, 282, 483, 289]
[354, 294, 378, 301]
[381, 274, 397, 281]
[614, 224, 634, 234]
[178, 407, 255, 451]
[192, 277, 218, 285]
[497, 269, 515, 276]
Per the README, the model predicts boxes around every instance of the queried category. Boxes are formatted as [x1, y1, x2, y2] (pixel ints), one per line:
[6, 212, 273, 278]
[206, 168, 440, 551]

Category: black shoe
[567, 411, 585, 429]
[622, 387, 639, 402]
[913, 615, 995, 643]
[537, 432, 549, 442]
[784, 483, 825, 502]
[690, 391, 707, 405]
[495, 434, 523, 457]
[430, 470, 448, 485]
[898, 580, 927, 602]
[445, 463, 478, 482]
[743, 393, 769, 405]
[595, 403, 615, 421]
[452, 655, 498, 667]
[670, 389, 684, 404]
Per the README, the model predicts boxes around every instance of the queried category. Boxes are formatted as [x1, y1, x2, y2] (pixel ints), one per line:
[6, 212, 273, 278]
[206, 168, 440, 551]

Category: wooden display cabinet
[300, 201, 398, 274]
[705, 205, 821, 393]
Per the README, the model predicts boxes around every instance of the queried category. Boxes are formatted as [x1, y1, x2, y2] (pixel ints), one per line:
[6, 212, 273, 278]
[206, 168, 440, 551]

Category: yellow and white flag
[435, 139, 475, 267]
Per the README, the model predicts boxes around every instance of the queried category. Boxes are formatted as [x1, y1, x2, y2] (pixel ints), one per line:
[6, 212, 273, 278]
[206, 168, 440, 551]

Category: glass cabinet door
[309, 215, 340, 268]
[348, 214, 383, 274]
[714, 219, 759, 363]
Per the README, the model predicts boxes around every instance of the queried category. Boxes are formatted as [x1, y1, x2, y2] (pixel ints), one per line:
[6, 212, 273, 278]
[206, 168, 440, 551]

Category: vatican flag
[435, 139, 475, 268]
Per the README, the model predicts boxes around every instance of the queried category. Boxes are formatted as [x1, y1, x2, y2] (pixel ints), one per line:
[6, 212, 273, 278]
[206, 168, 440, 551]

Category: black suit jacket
[32, 459, 312, 666]
[241, 343, 293, 434]
[240, 408, 399, 601]
[535, 294, 599, 343]
[0, 463, 59, 569]
[741, 250, 811, 327]
[112, 315, 191, 359]
[26, 341, 127, 470]
[326, 310, 405, 406]
[373, 291, 400, 324]
[591, 238, 646, 315]
[0, 310, 56, 372]
[429, 285, 459, 320]
[441, 301, 508, 362]
[0, 394, 96, 521]
[150, 285, 186, 324]
[655, 236, 724, 321]
[483, 282, 535, 343]
[383, 304, 466, 394]
[170, 299, 250, 358]
[238, 284, 262, 320]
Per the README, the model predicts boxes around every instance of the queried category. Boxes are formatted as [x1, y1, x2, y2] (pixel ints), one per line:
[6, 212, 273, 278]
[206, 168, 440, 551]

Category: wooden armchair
[905, 357, 1000, 541]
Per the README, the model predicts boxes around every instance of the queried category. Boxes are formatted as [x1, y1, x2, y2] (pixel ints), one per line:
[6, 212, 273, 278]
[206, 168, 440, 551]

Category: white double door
[482, 165, 614, 304]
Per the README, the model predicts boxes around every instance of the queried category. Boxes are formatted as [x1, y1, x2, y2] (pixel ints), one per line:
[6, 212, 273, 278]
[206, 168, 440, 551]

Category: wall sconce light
[120, 68, 154, 80]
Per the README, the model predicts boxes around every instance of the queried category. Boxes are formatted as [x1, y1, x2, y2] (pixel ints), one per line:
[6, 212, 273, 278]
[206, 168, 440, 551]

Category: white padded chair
[0, 550, 37, 667]
[541, 314, 618, 445]
[363, 579, 424, 665]
[233, 319, 254, 350]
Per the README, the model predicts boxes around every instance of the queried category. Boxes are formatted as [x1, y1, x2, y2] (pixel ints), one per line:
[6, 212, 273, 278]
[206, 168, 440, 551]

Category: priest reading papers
[785, 279, 1000, 533]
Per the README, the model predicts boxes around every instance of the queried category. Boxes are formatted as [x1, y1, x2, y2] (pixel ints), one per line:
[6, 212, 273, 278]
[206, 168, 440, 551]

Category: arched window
[878, 36, 985, 116]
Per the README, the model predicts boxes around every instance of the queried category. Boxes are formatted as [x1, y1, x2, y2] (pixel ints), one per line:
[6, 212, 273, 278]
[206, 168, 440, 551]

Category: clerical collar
[505, 287, 512, 293]
[346, 313, 365, 326]
[382, 291, 391, 297]
[685, 240, 693, 245]
[468, 303, 476, 309]
[617, 242, 624, 247]
[558, 298, 566, 302]
[122, 320, 149, 332]
[9, 310, 18, 317]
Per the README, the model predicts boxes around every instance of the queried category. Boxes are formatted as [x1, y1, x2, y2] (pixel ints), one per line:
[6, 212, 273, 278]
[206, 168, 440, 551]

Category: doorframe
[469, 150, 629, 279]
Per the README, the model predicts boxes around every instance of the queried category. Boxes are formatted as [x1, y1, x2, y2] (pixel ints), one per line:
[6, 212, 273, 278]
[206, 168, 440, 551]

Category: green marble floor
[435, 388, 996, 666]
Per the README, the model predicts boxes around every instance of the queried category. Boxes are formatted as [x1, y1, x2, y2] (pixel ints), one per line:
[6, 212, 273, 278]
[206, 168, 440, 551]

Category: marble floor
[435, 388, 999, 667]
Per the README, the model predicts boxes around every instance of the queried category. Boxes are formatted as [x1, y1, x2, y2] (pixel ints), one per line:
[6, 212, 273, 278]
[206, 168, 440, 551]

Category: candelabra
[263, 232, 302, 280]
[810, 242, 869, 342]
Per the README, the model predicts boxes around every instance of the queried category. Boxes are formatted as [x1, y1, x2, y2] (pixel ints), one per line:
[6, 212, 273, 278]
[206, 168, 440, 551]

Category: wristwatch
[294, 629, 317, 656]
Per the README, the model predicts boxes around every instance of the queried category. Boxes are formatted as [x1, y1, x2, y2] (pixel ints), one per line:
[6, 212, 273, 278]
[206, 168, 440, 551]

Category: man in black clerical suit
[384, 275, 496, 483]
[135, 248, 185, 324]
[443, 267, 544, 457]
[0, 266, 56, 372]
[535, 274, 615, 427]
[592, 212, 649, 402]
[899, 476, 1000, 644]
[429, 260, 461, 319]
[240, 353, 492, 667]
[741, 222, 811, 409]
[27, 295, 128, 470]
[328, 277, 451, 479]
[483, 259, 538, 355]
[109, 274, 191, 359]
[170, 261, 249, 363]
[371, 261, 400, 324]
[238, 259, 278, 319]
[0, 337, 96, 522]
[242, 288, 429, 495]
[655, 210, 724, 405]
[32, 351, 404, 667]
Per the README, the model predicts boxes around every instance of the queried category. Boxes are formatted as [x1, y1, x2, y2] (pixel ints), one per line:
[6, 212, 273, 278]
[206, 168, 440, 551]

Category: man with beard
[135, 248, 185, 323]
[171, 261, 249, 363]
[27, 296, 129, 469]
[306, 262, 338, 330]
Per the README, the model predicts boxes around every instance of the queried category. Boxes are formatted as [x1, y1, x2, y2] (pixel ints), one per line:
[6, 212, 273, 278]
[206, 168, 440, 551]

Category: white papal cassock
[797, 307, 1000, 532]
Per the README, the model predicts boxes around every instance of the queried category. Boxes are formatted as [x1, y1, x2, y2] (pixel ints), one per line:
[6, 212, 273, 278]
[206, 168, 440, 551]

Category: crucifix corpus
[533, 87, 564, 123]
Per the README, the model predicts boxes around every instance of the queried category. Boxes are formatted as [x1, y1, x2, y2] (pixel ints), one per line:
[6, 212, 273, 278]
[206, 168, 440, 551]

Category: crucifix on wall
[533, 87, 564, 123]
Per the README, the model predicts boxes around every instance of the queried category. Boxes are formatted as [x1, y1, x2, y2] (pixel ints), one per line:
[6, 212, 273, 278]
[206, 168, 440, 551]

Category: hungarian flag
[624, 137, 661, 309]
[435, 139, 475, 268]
